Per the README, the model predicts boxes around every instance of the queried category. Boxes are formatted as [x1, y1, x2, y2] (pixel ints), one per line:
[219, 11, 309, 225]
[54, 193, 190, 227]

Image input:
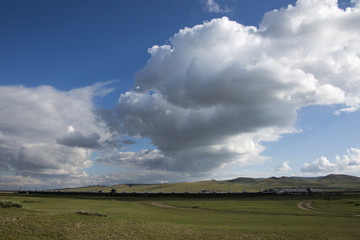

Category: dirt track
[297, 200, 312, 211]
[154, 200, 325, 211]
[297, 200, 334, 212]
[152, 202, 176, 208]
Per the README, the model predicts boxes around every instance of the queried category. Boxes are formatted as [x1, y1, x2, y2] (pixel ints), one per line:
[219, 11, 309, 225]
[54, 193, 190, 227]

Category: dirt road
[152, 202, 176, 208]
[297, 200, 334, 213]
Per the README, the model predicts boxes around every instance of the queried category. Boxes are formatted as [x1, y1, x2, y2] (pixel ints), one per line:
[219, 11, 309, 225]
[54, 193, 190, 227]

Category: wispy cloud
[203, 0, 231, 13]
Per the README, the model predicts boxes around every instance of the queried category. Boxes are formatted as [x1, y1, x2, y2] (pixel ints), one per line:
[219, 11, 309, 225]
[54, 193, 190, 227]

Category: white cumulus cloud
[97, 0, 360, 178]
[301, 148, 360, 174]
[301, 156, 336, 173]
[275, 161, 292, 173]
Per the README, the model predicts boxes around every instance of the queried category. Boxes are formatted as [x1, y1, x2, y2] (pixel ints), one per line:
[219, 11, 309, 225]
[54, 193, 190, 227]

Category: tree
[110, 189, 116, 196]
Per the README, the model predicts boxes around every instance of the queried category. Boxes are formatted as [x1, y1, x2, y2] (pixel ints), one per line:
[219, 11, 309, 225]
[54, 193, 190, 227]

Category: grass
[312, 198, 360, 214]
[1, 193, 360, 239]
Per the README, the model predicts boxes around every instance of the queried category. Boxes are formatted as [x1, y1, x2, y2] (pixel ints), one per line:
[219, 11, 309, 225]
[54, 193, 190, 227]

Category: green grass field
[1, 194, 360, 239]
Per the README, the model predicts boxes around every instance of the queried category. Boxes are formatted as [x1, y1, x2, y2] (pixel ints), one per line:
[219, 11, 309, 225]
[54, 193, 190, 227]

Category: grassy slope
[1, 194, 360, 239]
[64, 174, 360, 193]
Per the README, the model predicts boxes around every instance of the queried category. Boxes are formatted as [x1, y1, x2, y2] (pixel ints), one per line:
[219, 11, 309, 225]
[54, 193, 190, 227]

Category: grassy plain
[1, 193, 360, 239]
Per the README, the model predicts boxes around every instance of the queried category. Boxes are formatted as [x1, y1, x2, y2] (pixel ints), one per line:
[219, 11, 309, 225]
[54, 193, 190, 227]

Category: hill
[226, 174, 360, 190]
[61, 174, 360, 193]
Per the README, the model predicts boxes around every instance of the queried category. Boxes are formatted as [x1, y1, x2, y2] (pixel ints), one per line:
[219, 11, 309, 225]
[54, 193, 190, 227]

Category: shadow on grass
[76, 210, 107, 217]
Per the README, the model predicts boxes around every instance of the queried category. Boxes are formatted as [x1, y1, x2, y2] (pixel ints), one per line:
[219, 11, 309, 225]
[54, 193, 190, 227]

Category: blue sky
[1, 0, 360, 189]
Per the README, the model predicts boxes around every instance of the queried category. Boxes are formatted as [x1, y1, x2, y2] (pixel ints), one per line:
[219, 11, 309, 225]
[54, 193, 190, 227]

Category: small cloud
[203, 0, 231, 13]
[274, 161, 291, 173]
[67, 125, 75, 133]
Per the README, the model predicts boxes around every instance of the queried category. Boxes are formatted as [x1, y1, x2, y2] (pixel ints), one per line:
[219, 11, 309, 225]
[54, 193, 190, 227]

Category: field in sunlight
[1, 194, 360, 239]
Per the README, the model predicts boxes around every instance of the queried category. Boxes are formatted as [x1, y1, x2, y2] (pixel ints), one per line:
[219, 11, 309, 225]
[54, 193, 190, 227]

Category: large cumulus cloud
[98, 0, 360, 176]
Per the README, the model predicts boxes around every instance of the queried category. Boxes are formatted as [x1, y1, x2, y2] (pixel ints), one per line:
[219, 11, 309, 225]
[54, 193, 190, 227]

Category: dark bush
[76, 211, 107, 217]
[23, 200, 42, 203]
[0, 200, 23, 208]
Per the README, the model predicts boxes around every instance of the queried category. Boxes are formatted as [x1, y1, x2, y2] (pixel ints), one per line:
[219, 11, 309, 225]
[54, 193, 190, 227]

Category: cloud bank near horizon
[0, 83, 115, 188]
[1, 0, 360, 189]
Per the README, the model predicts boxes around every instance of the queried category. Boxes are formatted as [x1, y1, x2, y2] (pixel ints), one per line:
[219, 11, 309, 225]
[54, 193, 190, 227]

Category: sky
[1, 0, 360, 190]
